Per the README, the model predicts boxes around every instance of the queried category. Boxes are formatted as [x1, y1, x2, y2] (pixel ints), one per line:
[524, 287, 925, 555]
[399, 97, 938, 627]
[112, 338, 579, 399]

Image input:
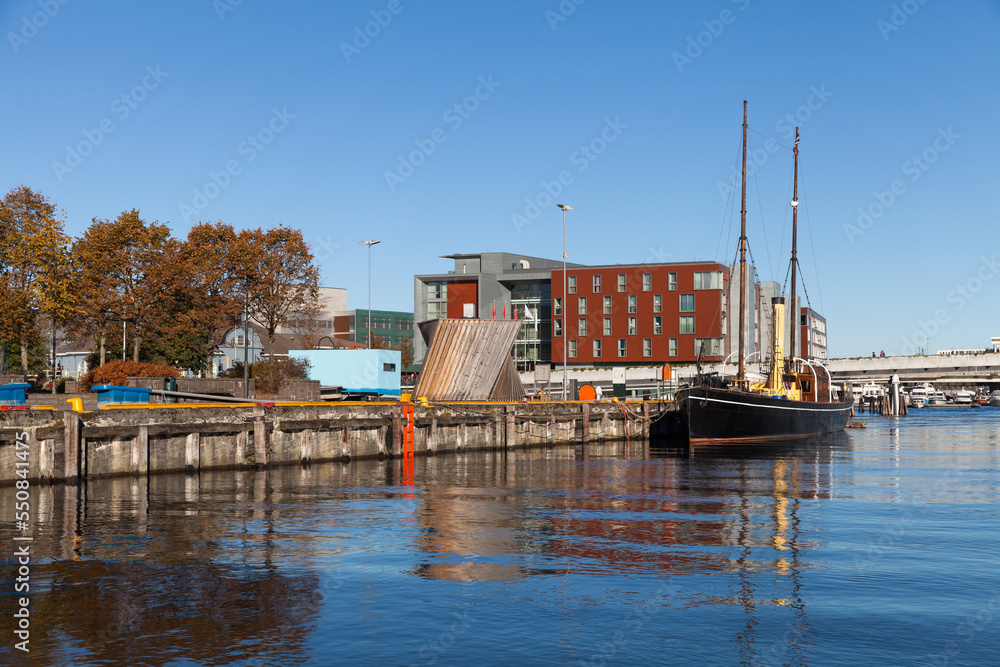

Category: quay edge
[0, 400, 678, 484]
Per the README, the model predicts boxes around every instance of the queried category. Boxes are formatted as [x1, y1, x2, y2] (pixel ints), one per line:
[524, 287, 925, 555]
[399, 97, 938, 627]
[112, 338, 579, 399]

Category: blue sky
[3, 0, 998, 357]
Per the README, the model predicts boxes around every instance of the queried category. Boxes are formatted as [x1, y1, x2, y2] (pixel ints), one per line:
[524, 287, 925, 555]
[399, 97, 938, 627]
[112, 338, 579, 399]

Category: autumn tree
[73, 210, 176, 363]
[0, 186, 72, 375]
[398, 338, 414, 367]
[369, 336, 391, 350]
[167, 222, 245, 371]
[236, 226, 320, 386]
[33, 220, 76, 393]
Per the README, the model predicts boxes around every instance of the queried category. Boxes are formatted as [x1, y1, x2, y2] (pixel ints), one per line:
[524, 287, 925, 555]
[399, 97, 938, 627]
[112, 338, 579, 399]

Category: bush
[252, 357, 311, 395]
[80, 360, 181, 392]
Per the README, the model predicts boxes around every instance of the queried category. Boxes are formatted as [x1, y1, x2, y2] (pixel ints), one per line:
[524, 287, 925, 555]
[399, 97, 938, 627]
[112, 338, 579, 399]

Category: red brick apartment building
[552, 262, 729, 365]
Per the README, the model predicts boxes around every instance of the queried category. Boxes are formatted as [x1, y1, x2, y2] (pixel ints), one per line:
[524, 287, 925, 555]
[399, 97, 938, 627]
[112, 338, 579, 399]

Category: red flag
[503, 303, 506, 319]
[492, 301, 496, 319]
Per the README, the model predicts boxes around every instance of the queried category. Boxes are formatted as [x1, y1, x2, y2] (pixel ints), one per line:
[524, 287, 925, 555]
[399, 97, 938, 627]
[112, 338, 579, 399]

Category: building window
[427, 282, 447, 299]
[628, 295, 637, 313]
[668, 338, 677, 356]
[569, 339, 577, 358]
[693, 271, 721, 290]
[578, 297, 587, 315]
[568, 276, 577, 294]
[653, 316, 662, 335]
[554, 297, 562, 316]
[679, 316, 694, 334]
[668, 272, 677, 291]
[593, 275, 601, 293]
[578, 318, 587, 336]
[603, 317, 612, 336]
[643, 339, 652, 357]
[427, 281, 448, 320]
[694, 338, 722, 356]
[680, 293, 695, 312]
[603, 296, 612, 314]
[642, 273, 652, 291]
[554, 319, 562, 337]
[618, 339, 627, 357]
[628, 317, 637, 335]
[653, 294, 662, 313]
[593, 339, 602, 358]
[617, 273, 626, 292]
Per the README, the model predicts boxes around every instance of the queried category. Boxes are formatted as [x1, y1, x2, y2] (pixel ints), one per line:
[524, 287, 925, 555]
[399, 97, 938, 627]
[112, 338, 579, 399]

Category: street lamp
[557, 204, 572, 400]
[359, 240, 381, 348]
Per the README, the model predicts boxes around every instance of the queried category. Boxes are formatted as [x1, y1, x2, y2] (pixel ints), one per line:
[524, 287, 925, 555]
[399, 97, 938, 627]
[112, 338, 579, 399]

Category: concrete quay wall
[0, 401, 669, 484]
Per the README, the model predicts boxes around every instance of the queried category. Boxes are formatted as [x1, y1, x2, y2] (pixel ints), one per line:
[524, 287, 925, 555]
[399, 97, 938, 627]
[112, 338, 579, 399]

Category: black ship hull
[676, 385, 852, 444]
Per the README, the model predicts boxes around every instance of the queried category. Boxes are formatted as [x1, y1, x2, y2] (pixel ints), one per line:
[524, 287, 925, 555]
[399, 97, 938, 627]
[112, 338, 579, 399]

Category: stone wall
[0, 400, 671, 483]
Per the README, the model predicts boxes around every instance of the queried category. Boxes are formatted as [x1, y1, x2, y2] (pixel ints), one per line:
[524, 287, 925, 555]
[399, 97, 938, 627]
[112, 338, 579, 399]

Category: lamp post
[359, 240, 381, 348]
[557, 204, 572, 400]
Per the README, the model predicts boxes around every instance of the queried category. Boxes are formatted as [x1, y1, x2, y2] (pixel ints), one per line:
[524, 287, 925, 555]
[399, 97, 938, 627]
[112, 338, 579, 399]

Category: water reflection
[0, 431, 878, 666]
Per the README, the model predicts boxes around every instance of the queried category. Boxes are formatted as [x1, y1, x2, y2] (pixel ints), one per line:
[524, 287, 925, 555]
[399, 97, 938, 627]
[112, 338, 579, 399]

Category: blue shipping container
[0, 383, 30, 406]
[92, 384, 152, 405]
[288, 350, 401, 396]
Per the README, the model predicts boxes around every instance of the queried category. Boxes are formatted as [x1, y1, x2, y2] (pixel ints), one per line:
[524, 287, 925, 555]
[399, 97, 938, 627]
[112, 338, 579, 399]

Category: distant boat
[675, 104, 852, 444]
[991, 390, 1000, 407]
[909, 385, 931, 408]
[953, 390, 974, 405]
[859, 383, 884, 405]
[928, 390, 948, 406]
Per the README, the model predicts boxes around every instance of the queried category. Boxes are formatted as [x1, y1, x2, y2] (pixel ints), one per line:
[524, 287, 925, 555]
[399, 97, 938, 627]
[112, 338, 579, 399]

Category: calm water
[3, 409, 1000, 666]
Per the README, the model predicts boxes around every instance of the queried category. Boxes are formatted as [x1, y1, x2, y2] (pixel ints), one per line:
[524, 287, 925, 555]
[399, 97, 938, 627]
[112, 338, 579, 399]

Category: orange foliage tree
[236, 226, 320, 387]
[78, 360, 180, 392]
[0, 186, 73, 375]
[169, 222, 246, 371]
[72, 210, 176, 364]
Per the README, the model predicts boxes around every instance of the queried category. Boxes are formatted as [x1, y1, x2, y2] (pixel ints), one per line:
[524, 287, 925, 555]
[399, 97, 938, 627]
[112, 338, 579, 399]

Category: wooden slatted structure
[415, 319, 525, 401]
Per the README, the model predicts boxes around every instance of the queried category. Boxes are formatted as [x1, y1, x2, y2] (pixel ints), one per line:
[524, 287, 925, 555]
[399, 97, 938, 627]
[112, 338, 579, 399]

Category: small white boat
[953, 390, 974, 405]
[991, 390, 1000, 407]
[929, 390, 948, 406]
[909, 385, 931, 408]
[854, 382, 883, 406]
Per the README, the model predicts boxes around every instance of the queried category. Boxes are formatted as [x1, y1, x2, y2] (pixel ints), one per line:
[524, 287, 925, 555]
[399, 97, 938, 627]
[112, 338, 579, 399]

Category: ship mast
[738, 101, 748, 385]
[788, 127, 799, 370]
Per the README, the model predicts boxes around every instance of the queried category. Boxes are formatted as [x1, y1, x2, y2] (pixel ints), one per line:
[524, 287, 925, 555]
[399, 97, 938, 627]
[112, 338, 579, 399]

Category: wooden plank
[82, 423, 255, 438]
[277, 418, 390, 431]
[413, 416, 493, 427]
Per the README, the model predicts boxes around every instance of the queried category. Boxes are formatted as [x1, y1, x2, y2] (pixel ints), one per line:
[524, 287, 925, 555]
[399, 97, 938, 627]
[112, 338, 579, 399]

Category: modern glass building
[333, 309, 415, 350]
[414, 252, 577, 371]
[355, 309, 415, 349]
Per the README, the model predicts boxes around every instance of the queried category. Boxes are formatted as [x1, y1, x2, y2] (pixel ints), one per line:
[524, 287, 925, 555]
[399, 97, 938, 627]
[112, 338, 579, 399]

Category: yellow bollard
[66, 398, 83, 412]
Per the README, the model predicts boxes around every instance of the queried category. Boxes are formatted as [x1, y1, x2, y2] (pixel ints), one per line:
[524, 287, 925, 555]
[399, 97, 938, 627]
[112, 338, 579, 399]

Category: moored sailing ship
[675, 102, 852, 444]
